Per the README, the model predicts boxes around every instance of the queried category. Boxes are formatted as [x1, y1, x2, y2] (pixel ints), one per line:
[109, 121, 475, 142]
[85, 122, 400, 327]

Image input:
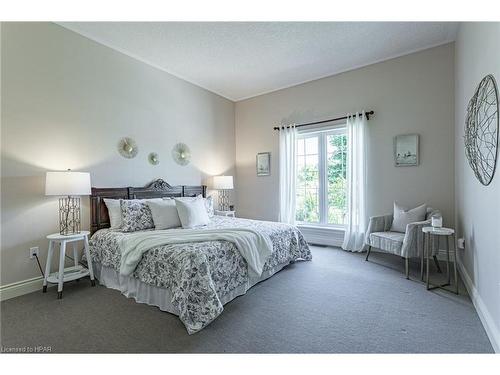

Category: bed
[88, 179, 311, 334]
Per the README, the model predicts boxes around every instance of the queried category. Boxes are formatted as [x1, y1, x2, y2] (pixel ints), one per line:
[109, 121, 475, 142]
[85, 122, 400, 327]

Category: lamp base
[59, 196, 81, 235]
[219, 190, 230, 211]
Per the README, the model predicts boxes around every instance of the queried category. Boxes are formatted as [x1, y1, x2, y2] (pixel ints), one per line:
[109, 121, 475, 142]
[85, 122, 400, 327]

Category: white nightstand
[215, 210, 236, 217]
[43, 231, 95, 299]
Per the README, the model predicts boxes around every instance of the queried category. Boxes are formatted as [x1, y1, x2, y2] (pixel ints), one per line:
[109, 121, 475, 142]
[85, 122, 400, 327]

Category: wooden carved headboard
[90, 178, 207, 235]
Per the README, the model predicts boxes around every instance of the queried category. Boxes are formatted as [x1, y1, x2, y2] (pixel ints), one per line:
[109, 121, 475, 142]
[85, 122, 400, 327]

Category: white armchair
[364, 207, 442, 279]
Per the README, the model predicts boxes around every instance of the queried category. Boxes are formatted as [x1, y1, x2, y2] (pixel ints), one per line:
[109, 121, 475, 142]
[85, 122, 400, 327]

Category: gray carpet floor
[0, 246, 493, 353]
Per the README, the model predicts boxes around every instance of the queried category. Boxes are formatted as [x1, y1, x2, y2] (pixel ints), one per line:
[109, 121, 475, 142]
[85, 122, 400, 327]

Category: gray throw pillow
[147, 199, 182, 230]
[390, 202, 427, 233]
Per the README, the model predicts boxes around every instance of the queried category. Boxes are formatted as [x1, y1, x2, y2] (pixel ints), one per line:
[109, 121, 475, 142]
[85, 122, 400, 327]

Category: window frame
[296, 124, 347, 229]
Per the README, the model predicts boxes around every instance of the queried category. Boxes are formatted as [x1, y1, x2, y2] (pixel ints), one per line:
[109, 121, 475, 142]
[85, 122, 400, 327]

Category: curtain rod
[273, 110, 374, 131]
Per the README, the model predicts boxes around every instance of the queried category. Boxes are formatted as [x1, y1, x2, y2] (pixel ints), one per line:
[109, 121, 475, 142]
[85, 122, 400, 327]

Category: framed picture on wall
[256, 152, 271, 176]
[394, 134, 419, 167]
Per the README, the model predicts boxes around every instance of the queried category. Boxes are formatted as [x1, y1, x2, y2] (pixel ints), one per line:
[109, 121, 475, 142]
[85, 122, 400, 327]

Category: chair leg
[405, 258, 409, 280]
[365, 246, 372, 261]
[433, 255, 442, 273]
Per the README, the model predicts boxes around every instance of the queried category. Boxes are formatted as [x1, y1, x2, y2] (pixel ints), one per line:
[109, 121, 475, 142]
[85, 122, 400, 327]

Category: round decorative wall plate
[172, 143, 191, 166]
[148, 152, 159, 165]
[464, 74, 499, 186]
[118, 137, 138, 159]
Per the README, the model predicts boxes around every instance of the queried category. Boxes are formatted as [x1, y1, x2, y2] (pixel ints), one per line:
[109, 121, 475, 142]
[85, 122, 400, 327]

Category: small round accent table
[422, 226, 458, 294]
[43, 231, 95, 299]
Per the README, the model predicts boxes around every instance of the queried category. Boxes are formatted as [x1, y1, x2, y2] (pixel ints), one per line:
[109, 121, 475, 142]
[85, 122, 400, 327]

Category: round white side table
[422, 226, 458, 294]
[43, 231, 95, 299]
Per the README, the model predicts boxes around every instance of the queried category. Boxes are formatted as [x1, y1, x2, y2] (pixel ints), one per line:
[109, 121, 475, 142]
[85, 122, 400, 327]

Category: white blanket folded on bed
[118, 228, 273, 278]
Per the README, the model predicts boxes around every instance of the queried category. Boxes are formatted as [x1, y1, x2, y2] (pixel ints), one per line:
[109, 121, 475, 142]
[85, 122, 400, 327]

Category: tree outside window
[296, 129, 347, 226]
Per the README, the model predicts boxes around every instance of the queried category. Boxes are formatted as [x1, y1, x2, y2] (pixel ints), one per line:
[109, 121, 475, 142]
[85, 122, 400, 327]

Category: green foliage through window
[296, 132, 347, 225]
[327, 134, 347, 224]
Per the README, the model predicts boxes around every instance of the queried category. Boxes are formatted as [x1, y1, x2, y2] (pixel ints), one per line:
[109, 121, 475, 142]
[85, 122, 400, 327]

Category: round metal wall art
[464, 74, 499, 186]
[172, 143, 191, 166]
[118, 137, 138, 159]
[148, 152, 159, 165]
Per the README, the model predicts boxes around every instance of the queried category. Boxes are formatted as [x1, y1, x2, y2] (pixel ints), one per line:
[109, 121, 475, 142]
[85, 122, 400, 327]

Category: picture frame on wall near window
[394, 134, 419, 167]
[256, 152, 271, 176]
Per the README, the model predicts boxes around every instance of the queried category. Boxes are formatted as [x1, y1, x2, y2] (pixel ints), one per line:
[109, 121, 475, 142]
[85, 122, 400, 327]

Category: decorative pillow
[173, 194, 214, 217]
[147, 199, 182, 230]
[204, 195, 214, 218]
[390, 202, 427, 233]
[120, 199, 162, 232]
[103, 198, 122, 229]
[174, 197, 210, 229]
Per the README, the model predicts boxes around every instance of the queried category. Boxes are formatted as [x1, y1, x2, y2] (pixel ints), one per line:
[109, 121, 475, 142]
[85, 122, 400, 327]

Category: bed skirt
[92, 261, 293, 317]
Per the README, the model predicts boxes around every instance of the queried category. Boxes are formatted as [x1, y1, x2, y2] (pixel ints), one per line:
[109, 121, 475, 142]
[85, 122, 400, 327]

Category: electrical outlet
[29, 246, 39, 259]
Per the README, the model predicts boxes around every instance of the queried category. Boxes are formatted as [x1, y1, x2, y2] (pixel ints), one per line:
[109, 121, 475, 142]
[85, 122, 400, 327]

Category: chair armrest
[365, 214, 393, 245]
[401, 219, 431, 258]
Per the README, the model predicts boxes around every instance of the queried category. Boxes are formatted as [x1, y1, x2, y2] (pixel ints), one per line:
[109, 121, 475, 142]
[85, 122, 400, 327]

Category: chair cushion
[369, 231, 405, 255]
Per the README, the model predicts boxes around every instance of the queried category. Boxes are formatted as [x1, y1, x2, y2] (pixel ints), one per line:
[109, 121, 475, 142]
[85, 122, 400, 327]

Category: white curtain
[342, 112, 367, 252]
[279, 125, 297, 224]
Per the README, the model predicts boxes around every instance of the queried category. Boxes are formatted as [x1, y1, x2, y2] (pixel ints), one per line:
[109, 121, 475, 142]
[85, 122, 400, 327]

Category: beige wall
[235, 44, 455, 226]
[455, 23, 500, 351]
[1, 22, 235, 286]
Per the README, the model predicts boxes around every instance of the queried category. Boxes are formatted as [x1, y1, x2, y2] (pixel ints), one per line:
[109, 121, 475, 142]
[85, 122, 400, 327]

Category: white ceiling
[58, 22, 458, 101]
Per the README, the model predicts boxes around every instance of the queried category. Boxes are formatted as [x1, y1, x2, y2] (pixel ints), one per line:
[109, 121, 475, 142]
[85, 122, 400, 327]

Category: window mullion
[319, 133, 328, 225]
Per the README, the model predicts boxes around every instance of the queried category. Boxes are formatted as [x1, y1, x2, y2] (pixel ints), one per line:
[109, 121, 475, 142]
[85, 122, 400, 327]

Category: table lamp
[45, 170, 91, 235]
[213, 175, 233, 211]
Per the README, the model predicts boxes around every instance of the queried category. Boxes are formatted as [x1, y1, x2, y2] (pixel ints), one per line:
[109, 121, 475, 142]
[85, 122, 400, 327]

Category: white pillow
[204, 195, 214, 218]
[103, 199, 122, 229]
[174, 197, 210, 229]
[173, 195, 197, 201]
[172, 194, 214, 217]
[147, 199, 182, 230]
[390, 202, 427, 233]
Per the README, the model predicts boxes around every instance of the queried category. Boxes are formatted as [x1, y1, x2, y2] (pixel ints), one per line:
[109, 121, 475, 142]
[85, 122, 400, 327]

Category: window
[296, 127, 347, 226]
[296, 136, 320, 223]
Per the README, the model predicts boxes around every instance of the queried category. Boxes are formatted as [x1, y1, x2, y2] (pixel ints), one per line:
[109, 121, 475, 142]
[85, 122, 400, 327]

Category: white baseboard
[0, 276, 44, 301]
[457, 259, 499, 353]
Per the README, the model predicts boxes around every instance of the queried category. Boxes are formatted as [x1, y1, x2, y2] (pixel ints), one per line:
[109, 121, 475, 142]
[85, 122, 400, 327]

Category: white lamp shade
[212, 175, 234, 190]
[45, 171, 91, 196]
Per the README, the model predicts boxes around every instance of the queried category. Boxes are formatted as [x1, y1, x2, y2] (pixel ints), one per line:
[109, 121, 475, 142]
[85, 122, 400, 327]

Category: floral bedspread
[89, 216, 311, 334]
